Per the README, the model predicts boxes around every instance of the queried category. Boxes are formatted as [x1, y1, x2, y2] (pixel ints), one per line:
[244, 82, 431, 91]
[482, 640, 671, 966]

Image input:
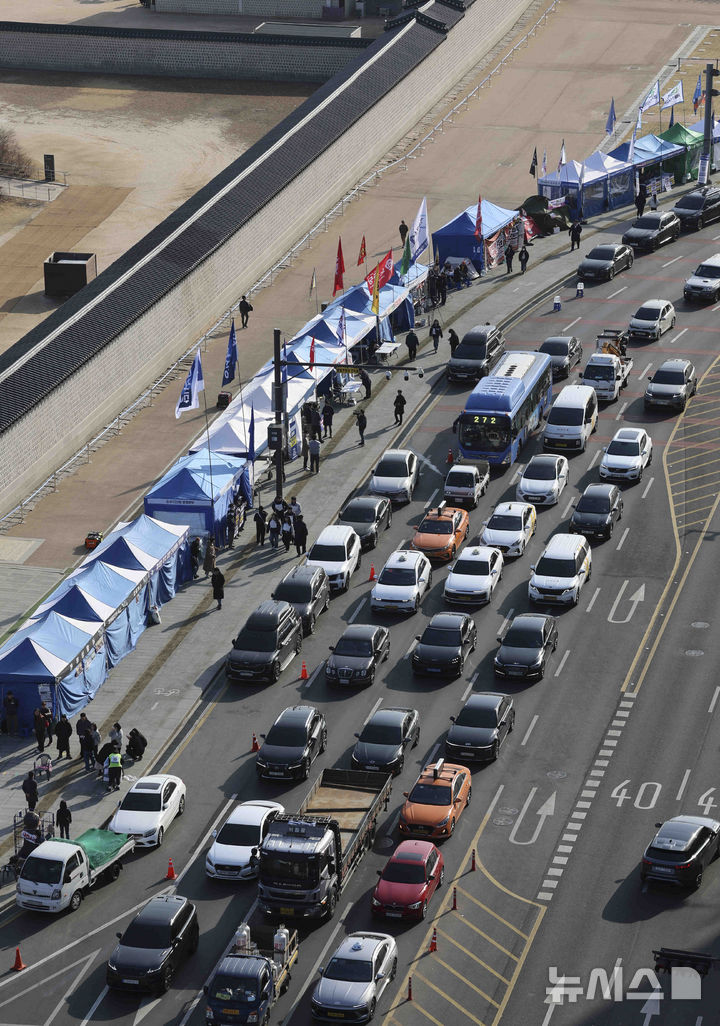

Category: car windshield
[383, 862, 426, 884]
[120, 791, 162, 812]
[607, 440, 640, 456]
[376, 457, 409, 477]
[265, 723, 306, 747]
[694, 263, 720, 278]
[535, 557, 576, 577]
[455, 340, 487, 359]
[341, 504, 377, 523]
[453, 557, 490, 576]
[540, 340, 569, 356]
[20, 856, 61, 885]
[378, 567, 415, 585]
[408, 783, 452, 805]
[504, 623, 542, 648]
[447, 472, 475, 487]
[587, 247, 616, 260]
[646, 846, 691, 863]
[653, 369, 685, 385]
[524, 461, 557, 481]
[324, 957, 373, 983]
[418, 519, 453, 535]
[487, 513, 522, 531]
[577, 493, 610, 513]
[235, 629, 278, 653]
[633, 306, 660, 321]
[122, 921, 172, 948]
[308, 544, 346, 562]
[583, 364, 613, 381]
[459, 415, 511, 453]
[335, 636, 373, 656]
[456, 704, 499, 728]
[677, 195, 704, 210]
[634, 216, 661, 228]
[360, 721, 402, 744]
[260, 854, 318, 886]
[274, 581, 312, 602]
[209, 975, 258, 1004]
[420, 627, 461, 647]
[547, 406, 583, 425]
[216, 822, 261, 847]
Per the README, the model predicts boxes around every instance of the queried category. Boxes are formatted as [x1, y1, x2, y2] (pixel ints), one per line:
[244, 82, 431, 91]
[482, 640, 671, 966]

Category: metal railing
[0, 160, 70, 186]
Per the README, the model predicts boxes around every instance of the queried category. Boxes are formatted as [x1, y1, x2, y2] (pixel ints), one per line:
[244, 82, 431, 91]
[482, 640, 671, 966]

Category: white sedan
[108, 775, 185, 848]
[370, 549, 432, 615]
[444, 545, 503, 605]
[481, 501, 536, 557]
[206, 800, 284, 880]
[516, 455, 569, 507]
[600, 428, 653, 483]
[369, 449, 419, 505]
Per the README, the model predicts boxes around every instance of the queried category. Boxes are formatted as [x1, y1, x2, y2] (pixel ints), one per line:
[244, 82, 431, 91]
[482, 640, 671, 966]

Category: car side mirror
[450, 715, 456, 722]
[232, 637, 237, 646]
[318, 967, 325, 976]
[491, 568, 498, 575]
[328, 645, 335, 652]
[116, 931, 122, 939]
[203, 986, 208, 995]
[403, 791, 409, 798]
[496, 635, 502, 642]
[647, 374, 653, 381]
[212, 829, 217, 838]
[260, 733, 266, 739]
[530, 564, 536, 572]
[354, 732, 360, 739]
[376, 971, 386, 982]
[415, 635, 421, 641]
[602, 447, 607, 453]
[377, 869, 383, 876]
[429, 872, 436, 881]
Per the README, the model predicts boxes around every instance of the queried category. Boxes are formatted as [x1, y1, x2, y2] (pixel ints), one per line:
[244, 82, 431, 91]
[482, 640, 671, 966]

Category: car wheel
[308, 613, 317, 635]
[413, 730, 420, 749]
[456, 657, 465, 679]
[178, 795, 185, 816]
[698, 217, 704, 230]
[159, 965, 173, 994]
[572, 588, 579, 607]
[438, 866, 445, 887]
[368, 999, 377, 1021]
[390, 958, 398, 982]
[451, 545, 456, 560]
[609, 267, 615, 280]
[156, 827, 164, 848]
[396, 754, 404, 775]
[670, 316, 676, 330]
[69, 890, 83, 913]
[301, 758, 310, 781]
[693, 869, 703, 890]
[320, 730, 327, 754]
[492, 741, 500, 761]
[270, 659, 281, 683]
[449, 817, 456, 836]
[509, 713, 515, 733]
[628, 254, 634, 268]
[326, 888, 338, 919]
[465, 787, 472, 806]
[343, 573, 350, 593]
[420, 900, 428, 920]
[412, 596, 419, 614]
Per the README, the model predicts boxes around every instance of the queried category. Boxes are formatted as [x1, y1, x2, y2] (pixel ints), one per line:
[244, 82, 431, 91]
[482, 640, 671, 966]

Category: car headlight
[256, 758, 267, 768]
[288, 762, 304, 771]
[450, 656, 461, 664]
[206, 1009, 215, 1022]
[372, 896, 381, 907]
[357, 668, 369, 678]
[407, 900, 423, 910]
[531, 655, 544, 667]
[51, 888, 62, 900]
[142, 829, 157, 838]
[438, 814, 451, 827]
[107, 959, 118, 972]
[326, 666, 337, 676]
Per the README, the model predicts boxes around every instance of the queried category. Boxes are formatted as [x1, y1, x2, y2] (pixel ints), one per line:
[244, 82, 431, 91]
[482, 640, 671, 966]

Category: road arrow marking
[133, 996, 164, 1026]
[509, 789, 556, 845]
[608, 581, 645, 624]
[418, 454, 443, 476]
[640, 992, 661, 1026]
[0, 951, 100, 1025]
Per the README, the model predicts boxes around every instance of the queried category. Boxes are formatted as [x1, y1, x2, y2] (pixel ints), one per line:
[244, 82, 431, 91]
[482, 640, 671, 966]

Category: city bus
[455, 351, 553, 466]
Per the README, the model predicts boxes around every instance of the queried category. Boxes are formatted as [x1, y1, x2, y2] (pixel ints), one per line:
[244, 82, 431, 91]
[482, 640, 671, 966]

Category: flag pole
[200, 381, 215, 525]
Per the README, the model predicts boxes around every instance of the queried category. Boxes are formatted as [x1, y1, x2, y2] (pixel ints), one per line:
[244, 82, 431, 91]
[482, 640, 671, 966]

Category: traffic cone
[165, 857, 176, 881]
[368, 563, 376, 582]
[300, 661, 309, 680]
[407, 976, 413, 1001]
[251, 732, 260, 752]
[447, 448, 454, 464]
[471, 848, 476, 872]
[11, 947, 26, 971]
[452, 887, 457, 911]
[428, 928, 437, 953]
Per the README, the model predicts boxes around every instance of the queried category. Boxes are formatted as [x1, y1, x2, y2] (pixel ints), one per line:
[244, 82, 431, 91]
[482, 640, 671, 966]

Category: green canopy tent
[659, 123, 703, 182]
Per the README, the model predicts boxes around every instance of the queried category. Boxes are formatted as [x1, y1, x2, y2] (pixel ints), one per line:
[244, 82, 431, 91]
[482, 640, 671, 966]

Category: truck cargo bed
[299, 769, 391, 856]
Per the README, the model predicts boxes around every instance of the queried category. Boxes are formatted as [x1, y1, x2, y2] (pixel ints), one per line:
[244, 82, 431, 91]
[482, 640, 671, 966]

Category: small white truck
[16, 828, 134, 913]
[581, 333, 633, 402]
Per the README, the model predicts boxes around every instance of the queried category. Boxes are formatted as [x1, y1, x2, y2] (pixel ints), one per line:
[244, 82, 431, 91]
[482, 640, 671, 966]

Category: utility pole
[701, 62, 720, 184]
[272, 328, 284, 501]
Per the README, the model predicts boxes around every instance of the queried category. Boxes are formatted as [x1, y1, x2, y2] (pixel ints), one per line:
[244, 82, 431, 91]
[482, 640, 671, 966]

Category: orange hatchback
[410, 502, 469, 563]
[399, 759, 471, 840]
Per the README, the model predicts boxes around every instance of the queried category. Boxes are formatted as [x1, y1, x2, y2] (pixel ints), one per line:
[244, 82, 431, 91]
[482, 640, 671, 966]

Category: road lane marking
[499, 608, 514, 636]
[455, 889, 530, 939]
[174, 792, 237, 887]
[562, 317, 582, 331]
[638, 362, 653, 380]
[415, 972, 489, 1025]
[404, 639, 419, 659]
[510, 467, 522, 484]
[150, 701, 158, 711]
[614, 401, 628, 420]
[585, 587, 600, 613]
[433, 957, 500, 1006]
[606, 285, 627, 299]
[348, 598, 366, 623]
[587, 450, 599, 470]
[661, 255, 683, 267]
[561, 497, 574, 518]
[435, 928, 510, 982]
[521, 715, 538, 746]
[302, 662, 323, 689]
[425, 488, 439, 509]
[709, 687, 720, 714]
[79, 987, 108, 1026]
[641, 476, 654, 499]
[133, 997, 164, 1026]
[554, 650, 570, 677]
[462, 680, 474, 700]
[363, 696, 384, 724]
[280, 912, 348, 1026]
[667, 327, 688, 345]
[676, 769, 691, 801]
[616, 527, 629, 551]
[0, 951, 100, 1023]
[458, 918, 520, 959]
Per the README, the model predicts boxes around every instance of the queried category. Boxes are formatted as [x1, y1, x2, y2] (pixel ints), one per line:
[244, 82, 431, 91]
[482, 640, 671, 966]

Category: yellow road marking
[434, 956, 500, 1006]
[448, 917, 519, 960]
[674, 517, 713, 530]
[668, 454, 720, 476]
[162, 680, 228, 771]
[435, 927, 510, 983]
[476, 857, 545, 908]
[416, 972, 487, 1026]
[676, 502, 716, 516]
[673, 475, 720, 493]
[490, 905, 547, 1026]
[455, 887, 530, 938]
[677, 424, 720, 442]
[411, 1002, 451, 1026]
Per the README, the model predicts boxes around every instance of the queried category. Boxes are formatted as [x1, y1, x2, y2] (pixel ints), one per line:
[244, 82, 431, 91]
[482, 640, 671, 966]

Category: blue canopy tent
[582, 150, 635, 210]
[144, 448, 250, 545]
[609, 133, 685, 171]
[537, 160, 609, 217]
[432, 199, 519, 272]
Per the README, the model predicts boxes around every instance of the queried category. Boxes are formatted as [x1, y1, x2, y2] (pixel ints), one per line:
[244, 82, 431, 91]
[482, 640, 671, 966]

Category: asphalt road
[3, 215, 720, 1026]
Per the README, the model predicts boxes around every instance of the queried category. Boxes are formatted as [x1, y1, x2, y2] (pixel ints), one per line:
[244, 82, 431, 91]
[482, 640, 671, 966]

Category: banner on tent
[484, 226, 511, 269]
[548, 196, 567, 209]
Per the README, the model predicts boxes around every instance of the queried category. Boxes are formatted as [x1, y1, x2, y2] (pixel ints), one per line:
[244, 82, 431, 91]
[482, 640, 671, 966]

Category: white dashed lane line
[585, 587, 600, 613]
[641, 476, 654, 499]
[606, 285, 627, 299]
[709, 686, 720, 714]
[616, 527, 630, 551]
[521, 714, 538, 746]
[554, 650, 571, 677]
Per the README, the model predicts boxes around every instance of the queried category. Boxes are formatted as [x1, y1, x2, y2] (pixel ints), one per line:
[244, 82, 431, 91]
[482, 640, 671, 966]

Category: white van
[543, 384, 597, 453]
[528, 533, 591, 606]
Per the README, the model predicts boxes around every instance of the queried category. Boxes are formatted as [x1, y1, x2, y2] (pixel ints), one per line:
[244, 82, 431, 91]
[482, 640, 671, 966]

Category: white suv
[306, 525, 361, 592]
[529, 533, 591, 607]
[370, 549, 432, 615]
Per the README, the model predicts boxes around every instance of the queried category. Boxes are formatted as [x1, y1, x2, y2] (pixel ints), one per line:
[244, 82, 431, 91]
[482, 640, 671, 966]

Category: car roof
[135, 894, 188, 925]
[695, 252, 720, 265]
[446, 464, 477, 476]
[464, 692, 506, 711]
[379, 449, 414, 460]
[525, 454, 559, 468]
[493, 501, 533, 515]
[542, 335, 575, 345]
[392, 839, 435, 862]
[229, 801, 284, 825]
[130, 775, 177, 791]
[247, 600, 291, 626]
[335, 933, 392, 960]
[554, 384, 596, 406]
[613, 427, 644, 441]
[315, 525, 357, 544]
[656, 358, 690, 372]
[587, 243, 620, 251]
[511, 613, 553, 628]
[421, 506, 463, 522]
[635, 298, 667, 310]
[541, 533, 584, 557]
[637, 212, 663, 223]
[338, 623, 378, 641]
[342, 496, 384, 511]
[581, 483, 616, 499]
[384, 549, 425, 568]
[416, 761, 465, 786]
[274, 705, 316, 727]
[456, 545, 497, 561]
[369, 706, 416, 726]
[427, 612, 468, 629]
[279, 565, 321, 584]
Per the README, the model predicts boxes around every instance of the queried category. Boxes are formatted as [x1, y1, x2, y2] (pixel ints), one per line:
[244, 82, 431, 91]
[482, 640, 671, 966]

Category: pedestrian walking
[239, 295, 253, 328]
[211, 567, 225, 610]
[76, 712, 91, 746]
[394, 390, 407, 426]
[405, 330, 418, 362]
[322, 400, 335, 439]
[281, 515, 294, 552]
[22, 771, 38, 812]
[55, 714, 72, 759]
[91, 723, 101, 766]
[3, 690, 19, 736]
[448, 328, 460, 356]
[302, 433, 309, 471]
[41, 701, 53, 743]
[355, 409, 367, 446]
[289, 497, 302, 523]
[254, 505, 267, 546]
[505, 244, 515, 273]
[438, 271, 447, 306]
[649, 190, 658, 212]
[57, 799, 72, 839]
[226, 504, 237, 549]
[190, 537, 201, 579]
[80, 729, 96, 772]
[427, 267, 438, 308]
[519, 246, 530, 274]
[203, 537, 216, 578]
[359, 368, 371, 400]
[34, 708, 46, 753]
[268, 513, 280, 549]
[635, 185, 646, 218]
[309, 435, 321, 474]
[294, 515, 308, 555]
[399, 219, 408, 245]
[430, 319, 443, 354]
[109, 722, 124, 750]
[107, 748, 123, 792]
[569, 221, 582, 252]
[272, 495, 288, 518]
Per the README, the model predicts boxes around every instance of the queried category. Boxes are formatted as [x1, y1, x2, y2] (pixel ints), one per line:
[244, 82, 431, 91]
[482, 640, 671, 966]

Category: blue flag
[175, 351, 204, 419]
[248, 405, 255, 462]
[281, 340, 288, 385]
[694, 73, 702, 112]
[605, 97, 616, 135]
[222, 320, 237, 387]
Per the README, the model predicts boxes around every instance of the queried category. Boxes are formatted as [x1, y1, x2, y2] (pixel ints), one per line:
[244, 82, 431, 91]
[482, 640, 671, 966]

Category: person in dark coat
[405, 330, 418, 362]
[635, 186, 646, 218]
[239, 295, 253, 328]
[268, 513, 280, 549]
[569, 221, 583, 251]
[302, 433, 309, 471]
[430, 320, 443, 354]
[126, 728, 147, 761]
[80, 729, 96, 772]
[4, 690, 19, 736]
[40, 701, 53, 743]
[355, 409, 367, 446]
[438, 271, 447, 306]
[322, 400, 335, 439]
[211, 567, 225, 610]
[504, 244, 515, 273]
[76, 712, 91, 745]
[203, 538, 216, 578]
[281, 515, 294, 553]
[309, 435, 321, 474]
[359, 369, 371, 400]
[57, 800, 72, 839]
[427, 267, 438, 308]
[190, 537, 201, 579]
[399, 219, 408, 245]
[22, 771, 38, 812]
[55, 714, 72, 759]
[394, 390, 407, 426]
[226, 505, 237, 549]
[34, 709, 46, 753]
[448, 329, 460, 356]
[294, 515, 309, 555]
[254, 505, 267, 546]
[519, 246, 530, 274]
[310, 407, 322, 436]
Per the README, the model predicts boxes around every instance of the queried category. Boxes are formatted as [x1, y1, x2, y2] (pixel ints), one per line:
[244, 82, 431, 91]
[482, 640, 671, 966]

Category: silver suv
[684, 254, 720, 302]
[644, 359, 697, 412]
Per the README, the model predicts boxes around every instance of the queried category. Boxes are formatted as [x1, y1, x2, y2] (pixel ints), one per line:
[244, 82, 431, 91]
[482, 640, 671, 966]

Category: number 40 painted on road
[610, 780, 718, 815]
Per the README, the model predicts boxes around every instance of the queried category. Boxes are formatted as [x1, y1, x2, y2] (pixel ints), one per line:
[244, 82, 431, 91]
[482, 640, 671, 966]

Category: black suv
[256, 705, 327, 780]
[412, 612, 477, 677]
[569, 483, 623, 540]
[672, 186, 720, 231]
[106, 895, 198, 992]
[226, 600, 302, 683]
[272, 565, 330, 636]
[447, 324, 505, 383]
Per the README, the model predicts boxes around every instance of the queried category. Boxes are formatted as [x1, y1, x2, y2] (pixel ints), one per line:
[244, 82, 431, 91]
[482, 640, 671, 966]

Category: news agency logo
[546, 960, 704, 1006]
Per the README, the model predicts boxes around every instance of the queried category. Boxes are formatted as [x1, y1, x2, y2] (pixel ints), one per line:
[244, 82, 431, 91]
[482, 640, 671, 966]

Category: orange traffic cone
[11, 947, 26, 971]
[428, 928, 437, 953]
[165, 857, 176, 881]
[251, 732, 260, 752]
[368, 564, 376, 582]
[300, 661, 309, 680]
[447, 448, 454, 464]
[407, 976, 413, 1001]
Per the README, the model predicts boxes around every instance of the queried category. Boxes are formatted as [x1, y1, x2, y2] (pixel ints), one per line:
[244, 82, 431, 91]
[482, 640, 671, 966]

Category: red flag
[357, 235, 367, 266]
[474, 194, 483, 239]
[364, 249, 394, 294]
[309, 337, 315, 370]
[333, 238, 346, 296]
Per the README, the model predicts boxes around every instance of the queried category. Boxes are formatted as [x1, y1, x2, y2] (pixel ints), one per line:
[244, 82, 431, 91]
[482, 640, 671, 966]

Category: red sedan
[371, 839, 444, 920]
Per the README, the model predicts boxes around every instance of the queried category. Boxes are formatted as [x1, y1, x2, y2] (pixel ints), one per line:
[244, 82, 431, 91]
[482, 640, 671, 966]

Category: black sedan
[412, 612, 477, 678]
[351, 706, 420, 775]
[577, 243, 633, 282]
[621, 211, 680, 252]
[106, 895, 198, 992]
[494, 613, 557, 681]
[325, 624, 390, 686]
[445, 692, 514, 762]
[256, 705, 327, 780]
[537, 336, 583, 380]
[640, 815, 720, 889]
[338, 496, 392, 551]
[569, 483, 623, 540]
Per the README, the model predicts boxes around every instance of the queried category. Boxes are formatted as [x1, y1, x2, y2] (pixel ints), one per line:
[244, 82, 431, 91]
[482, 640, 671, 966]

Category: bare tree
[0, 126, 34, 179]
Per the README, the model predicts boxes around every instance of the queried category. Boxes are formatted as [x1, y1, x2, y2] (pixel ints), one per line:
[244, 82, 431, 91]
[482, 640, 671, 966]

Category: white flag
[628, 128, 636, 164]
[175, 350, 204, 419]
[640, 80, 660, 113]
[541, 148, 547, 175]
[661, 81, 684, 110]
[636, 107, 642, 132]
[408, 197, 429, 262]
